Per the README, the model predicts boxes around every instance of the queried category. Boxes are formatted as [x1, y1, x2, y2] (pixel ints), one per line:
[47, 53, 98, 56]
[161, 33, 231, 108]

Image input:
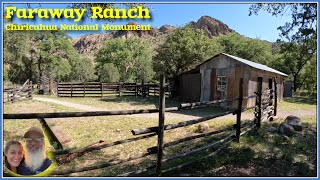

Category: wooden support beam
[156, 75, 165, 176]
[236, 78, 243, 142]
[179, 99, 230, 109]
[274, 78, 278, 116]
[256, 77, 263, 128]
[132, 110, 235, 136]
[38, 118, 63, 150]
[4, 109, 159, 119]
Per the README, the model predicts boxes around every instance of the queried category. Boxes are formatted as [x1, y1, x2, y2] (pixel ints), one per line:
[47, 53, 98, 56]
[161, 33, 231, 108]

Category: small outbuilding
[179, 53, 288, 108]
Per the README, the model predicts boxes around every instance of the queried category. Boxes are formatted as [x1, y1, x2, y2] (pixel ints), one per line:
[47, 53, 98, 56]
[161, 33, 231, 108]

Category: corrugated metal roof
[222, 53, 288, 76]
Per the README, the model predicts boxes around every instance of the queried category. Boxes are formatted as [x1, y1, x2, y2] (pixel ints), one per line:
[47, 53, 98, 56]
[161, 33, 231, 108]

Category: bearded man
[18, 127, 52, 175]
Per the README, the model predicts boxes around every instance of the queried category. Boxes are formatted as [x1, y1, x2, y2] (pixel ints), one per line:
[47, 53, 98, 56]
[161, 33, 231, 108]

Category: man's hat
[24, 127, 44, 138]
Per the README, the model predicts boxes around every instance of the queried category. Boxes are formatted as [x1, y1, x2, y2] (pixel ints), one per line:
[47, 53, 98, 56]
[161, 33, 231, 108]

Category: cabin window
[217, 76, 227, 91]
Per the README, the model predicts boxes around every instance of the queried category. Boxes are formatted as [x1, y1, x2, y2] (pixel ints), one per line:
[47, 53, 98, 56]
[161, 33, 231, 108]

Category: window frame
[217, 76, 227, 92]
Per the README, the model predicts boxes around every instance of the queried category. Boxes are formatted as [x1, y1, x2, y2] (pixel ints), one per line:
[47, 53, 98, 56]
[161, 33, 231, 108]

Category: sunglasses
[24, 138, 44, 143]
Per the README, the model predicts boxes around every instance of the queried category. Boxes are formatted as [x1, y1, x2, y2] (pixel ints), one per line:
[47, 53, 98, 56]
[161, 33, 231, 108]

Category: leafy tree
[277, 37, 316, 92]
[4, 30, 40, 84]
[3, 65, 9, 82]
[249, 3, 316, 41]
[33, 30, 74, 81]
[69, 57, 96, 82]
[153, 26, 219, 97]
[300, 56, 317, 95]
[249, 3, 317, 92]
[95, 38, 153, 82]
[154, 26, 219, 78]
[98, 63, 120, 82]
[3, 30, 93, 84]
[216, 33, 274, 65]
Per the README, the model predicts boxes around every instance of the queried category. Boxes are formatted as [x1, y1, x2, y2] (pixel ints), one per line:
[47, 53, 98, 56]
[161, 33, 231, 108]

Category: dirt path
[33, 97, 316, 121]
[33, 97, 108, 111]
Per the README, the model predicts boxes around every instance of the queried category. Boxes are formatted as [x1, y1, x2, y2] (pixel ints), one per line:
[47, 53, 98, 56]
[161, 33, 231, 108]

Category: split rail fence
[3, 76, 277, 176]
[57, 82, 170, 98]
[3, 80, 33, 103]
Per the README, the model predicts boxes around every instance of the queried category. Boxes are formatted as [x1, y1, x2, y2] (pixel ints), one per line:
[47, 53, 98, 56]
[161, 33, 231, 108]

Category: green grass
[34, 94, 180, 110]
[170, 115, 317, 177]
[3, 95, 317, 177]
[279, 96, 317, 111]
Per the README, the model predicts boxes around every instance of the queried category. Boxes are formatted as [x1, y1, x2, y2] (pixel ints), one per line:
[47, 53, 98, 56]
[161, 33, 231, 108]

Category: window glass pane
[217, 76, 227, 92]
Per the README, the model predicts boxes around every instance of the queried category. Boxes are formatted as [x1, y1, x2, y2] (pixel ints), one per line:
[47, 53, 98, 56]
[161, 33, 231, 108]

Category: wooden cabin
[179, 53, 288, 108]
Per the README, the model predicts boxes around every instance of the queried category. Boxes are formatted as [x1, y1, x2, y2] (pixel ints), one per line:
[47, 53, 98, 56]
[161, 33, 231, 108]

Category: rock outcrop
[71, 16, 235, 60]
[285, 115, 303, 131]
[189, 16, 235, 37]
[276, 115, 303, 136]
[197, 123, 210, 133]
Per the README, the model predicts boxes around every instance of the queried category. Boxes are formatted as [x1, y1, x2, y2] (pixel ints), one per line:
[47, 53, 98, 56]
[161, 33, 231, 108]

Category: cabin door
[202, 69, 211, 102]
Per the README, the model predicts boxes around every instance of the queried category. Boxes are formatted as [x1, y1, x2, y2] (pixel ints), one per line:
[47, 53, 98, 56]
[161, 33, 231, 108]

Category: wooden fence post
[274, 78, 278, 116]
[29, 81, 33, 99]
[12, 89, 17, 103]
[49, 78, 53, 95]
[71, 83, 73, 98]
[29, 80, 33, 90]
[101, 82, 104, 98]
[119, 82, 122, 97]
[156, 75, 165, 176]
[38, 118, 63, 150]
[256, 77, 263, 128]
[135, 82, 138, 97]
[7, 90, 11, 103]
[236, 78, 243, 142]
[57, 81, 59, 97]
[84, 82, 86, 97]
[142, 79, 145, 97]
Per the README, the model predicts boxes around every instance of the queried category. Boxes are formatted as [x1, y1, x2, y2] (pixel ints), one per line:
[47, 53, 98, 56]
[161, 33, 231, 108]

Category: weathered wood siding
[179, 73, 201, 102]
[199, 54, 286, 109]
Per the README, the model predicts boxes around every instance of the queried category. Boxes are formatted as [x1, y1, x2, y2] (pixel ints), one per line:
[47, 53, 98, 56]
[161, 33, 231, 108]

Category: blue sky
[3, 3, 293, 42]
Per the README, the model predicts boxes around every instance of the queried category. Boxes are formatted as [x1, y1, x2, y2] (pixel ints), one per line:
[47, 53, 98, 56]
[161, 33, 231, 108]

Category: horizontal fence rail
[131, 110, 236, 135]
[3, 77, 278, 177]
[4, 81, 33, 103]
[57, 82, 170, 98]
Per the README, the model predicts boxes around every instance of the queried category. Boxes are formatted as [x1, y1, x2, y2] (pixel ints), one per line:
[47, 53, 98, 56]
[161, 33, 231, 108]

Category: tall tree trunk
[293, 74, 298, 92]
[38, 55, 43, 79]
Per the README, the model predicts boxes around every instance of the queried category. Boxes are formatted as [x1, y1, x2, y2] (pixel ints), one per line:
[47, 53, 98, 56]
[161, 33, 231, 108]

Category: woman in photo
[4, 140, 24, 174]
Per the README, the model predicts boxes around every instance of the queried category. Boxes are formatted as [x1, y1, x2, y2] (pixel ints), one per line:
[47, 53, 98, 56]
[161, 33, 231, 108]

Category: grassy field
[3, 95, 317, 177]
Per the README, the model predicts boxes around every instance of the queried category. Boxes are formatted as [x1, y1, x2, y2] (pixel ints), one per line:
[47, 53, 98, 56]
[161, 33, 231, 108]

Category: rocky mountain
[189, 16, 235, 37]
[71, 16, 235, 60]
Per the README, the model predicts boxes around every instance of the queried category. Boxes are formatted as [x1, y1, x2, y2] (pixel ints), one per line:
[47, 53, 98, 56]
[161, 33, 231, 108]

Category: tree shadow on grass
[99, 95, 228, 119]
[50, 119, 316, 177]
[283, 96, 317, 105]
[98, 96, 180, 108]
[160, 121, 317, 177]
[171, 106, 227, 118]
